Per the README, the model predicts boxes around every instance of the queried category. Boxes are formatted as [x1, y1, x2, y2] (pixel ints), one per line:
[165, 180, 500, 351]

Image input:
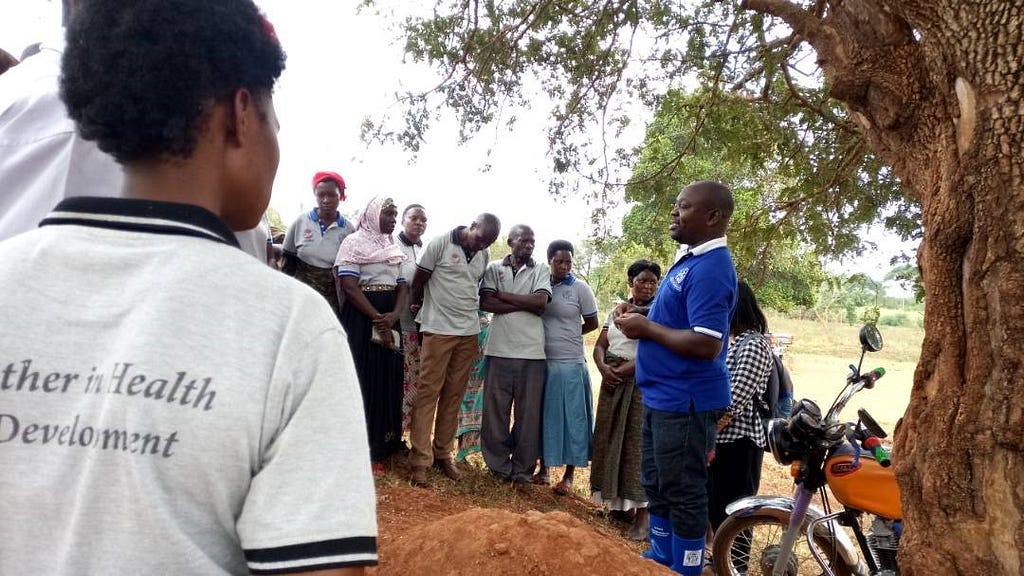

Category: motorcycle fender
[725, 496, 868, 576]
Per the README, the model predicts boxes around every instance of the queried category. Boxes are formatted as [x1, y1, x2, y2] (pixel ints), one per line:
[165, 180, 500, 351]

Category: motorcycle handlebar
[860, 367, 886, 388]
[862, 435, 891, 467]
[827, 368, 885, 423]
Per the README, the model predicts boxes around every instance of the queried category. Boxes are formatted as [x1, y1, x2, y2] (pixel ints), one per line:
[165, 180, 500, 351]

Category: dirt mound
[375, 507, 673, 576]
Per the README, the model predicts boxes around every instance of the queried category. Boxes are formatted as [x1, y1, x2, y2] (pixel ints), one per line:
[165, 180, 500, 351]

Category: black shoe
[433, 459, 462, 481]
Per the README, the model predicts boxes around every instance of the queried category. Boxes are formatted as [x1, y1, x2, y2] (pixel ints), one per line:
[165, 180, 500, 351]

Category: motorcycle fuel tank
[825, 444, 903, 520]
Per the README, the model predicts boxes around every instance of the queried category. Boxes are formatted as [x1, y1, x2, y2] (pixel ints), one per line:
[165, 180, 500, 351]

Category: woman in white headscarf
[335, 196, 408, 473]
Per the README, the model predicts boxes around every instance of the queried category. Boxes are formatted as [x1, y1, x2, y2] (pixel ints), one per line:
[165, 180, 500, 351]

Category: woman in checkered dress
[707, 280, 775, 532]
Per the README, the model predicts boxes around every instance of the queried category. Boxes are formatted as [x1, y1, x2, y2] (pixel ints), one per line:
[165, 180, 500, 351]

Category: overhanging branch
[741, 0, 840, 62]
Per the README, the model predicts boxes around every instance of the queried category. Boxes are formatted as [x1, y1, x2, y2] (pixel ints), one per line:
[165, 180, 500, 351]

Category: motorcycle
[712, 324, 902, 576]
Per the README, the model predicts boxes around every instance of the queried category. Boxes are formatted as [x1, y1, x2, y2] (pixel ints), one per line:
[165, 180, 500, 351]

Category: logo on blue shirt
[670, 268, 689, 289]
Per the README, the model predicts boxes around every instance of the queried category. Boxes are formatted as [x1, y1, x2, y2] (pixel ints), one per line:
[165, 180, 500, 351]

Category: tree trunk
[743, 1, 1024, 573]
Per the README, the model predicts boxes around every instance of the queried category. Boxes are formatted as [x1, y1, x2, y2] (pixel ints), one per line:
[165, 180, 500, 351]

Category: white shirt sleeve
[236, 326, 377, 573]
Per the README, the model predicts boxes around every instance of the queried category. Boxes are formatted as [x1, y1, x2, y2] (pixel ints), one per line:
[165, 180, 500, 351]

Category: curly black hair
[626, 259, 662, 281]
[546, 239, 574, 261]
[61, 0, 286, 163]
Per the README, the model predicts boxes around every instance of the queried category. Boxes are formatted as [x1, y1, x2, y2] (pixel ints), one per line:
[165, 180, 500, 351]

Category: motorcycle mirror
[860, 324, 883, 352]
[857, 408, 888, 438]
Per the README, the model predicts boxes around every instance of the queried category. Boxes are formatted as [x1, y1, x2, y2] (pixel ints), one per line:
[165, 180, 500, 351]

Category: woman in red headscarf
[335, 196, 408, 472]
[281, 171, 354, 314]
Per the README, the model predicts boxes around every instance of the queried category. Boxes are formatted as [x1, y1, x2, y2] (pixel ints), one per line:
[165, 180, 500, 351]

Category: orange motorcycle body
[825, 443, 902, 520]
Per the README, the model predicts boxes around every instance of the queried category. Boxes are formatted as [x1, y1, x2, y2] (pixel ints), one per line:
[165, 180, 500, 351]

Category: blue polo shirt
[636, 237, 737, 413]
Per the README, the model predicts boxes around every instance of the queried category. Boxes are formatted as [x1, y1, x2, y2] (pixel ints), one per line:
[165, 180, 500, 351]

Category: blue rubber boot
[670, 534, 705, 575]
[641, 514, 672, 566]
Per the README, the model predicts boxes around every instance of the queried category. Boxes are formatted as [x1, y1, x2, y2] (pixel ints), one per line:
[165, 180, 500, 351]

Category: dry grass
[586, 316, 921, 433]
[767, 313, 924, 365]
[765, 315, 922, 432]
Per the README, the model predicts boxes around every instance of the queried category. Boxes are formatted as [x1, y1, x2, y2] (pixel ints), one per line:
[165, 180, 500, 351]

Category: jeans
[641, 404, 724, 539]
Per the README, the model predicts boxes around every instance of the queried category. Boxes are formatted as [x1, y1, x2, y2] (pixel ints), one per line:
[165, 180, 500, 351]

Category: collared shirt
[415, 227, 489, 336]
[397, 234, 422, 332]
[636, 236, 737, 412]
[0, 33, 273, 260]
[543, 273, 599, 362]
[0, 197, 378, 574]
[282, 209, 355, 268]
[397, 231, 421, 248]
[719, 329, 773, 447]
[480, 254, 552, 360]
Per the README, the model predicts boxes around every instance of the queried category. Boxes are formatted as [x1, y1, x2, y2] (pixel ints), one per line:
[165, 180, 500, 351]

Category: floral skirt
[294, 260, 339, 315]
[401, 330, 422, 434]
[456, 315, 490, 461]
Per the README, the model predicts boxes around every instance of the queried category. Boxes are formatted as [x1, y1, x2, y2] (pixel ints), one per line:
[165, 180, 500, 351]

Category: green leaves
[373, 0, 922, 303]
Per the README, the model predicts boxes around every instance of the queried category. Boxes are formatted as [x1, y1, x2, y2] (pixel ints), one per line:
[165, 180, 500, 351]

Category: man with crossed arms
[478, 224, 551, 485]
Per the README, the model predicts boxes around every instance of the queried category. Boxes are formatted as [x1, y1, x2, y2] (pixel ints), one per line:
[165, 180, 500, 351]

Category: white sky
[1, 0, 917, 290]
[0, 0, 603, 248]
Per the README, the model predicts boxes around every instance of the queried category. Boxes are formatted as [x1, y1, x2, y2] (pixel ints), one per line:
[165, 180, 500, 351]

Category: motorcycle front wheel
[712, 514, 852, 576]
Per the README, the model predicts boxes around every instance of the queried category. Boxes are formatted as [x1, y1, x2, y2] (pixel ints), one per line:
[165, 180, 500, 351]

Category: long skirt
[294, 260, 340, 315]
[590, 367, 647, 511]
[456, 316, 490, 461]
[339, 290, 404, 463]
[707, 437, 763, 530]
[541, 360, 594, 467]
[401, 330, 423, 435]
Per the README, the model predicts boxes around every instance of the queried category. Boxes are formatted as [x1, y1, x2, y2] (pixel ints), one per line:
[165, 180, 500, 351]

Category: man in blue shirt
[615, 180, 737, 575]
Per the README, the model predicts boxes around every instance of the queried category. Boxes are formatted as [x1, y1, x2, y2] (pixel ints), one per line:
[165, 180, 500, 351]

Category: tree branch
[742, 0, 841, 62]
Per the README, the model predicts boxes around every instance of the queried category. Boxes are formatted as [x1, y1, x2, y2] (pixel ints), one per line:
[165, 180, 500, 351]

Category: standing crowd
[0, 1, 784, 576]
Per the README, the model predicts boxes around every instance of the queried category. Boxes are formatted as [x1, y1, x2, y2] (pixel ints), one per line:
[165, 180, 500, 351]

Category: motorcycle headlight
[766, 418, 798, 465]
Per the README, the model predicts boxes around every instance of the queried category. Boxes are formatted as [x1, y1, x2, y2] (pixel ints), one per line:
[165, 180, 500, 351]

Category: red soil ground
[367, 455, 794, 575]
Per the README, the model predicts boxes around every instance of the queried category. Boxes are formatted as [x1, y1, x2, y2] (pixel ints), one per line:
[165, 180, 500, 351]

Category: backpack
[759, 353, 794, 420]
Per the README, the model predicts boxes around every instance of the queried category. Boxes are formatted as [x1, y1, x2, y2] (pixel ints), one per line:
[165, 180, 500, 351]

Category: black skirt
[339, 289, 405, 462]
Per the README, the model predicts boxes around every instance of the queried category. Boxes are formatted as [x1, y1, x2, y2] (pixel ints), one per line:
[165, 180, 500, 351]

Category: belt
[362, 284, 397, 292]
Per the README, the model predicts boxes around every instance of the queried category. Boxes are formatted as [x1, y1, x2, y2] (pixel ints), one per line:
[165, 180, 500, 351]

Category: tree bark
[743, 0, 1024, 573]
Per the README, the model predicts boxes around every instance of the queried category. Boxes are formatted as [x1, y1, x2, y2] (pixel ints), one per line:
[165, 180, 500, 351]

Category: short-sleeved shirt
[282, 209, 355, 268]
[636, 237, 737, 413]
[0, 197, 377, 575]
[604, 309, 638, 360]
[415, 227, 489, 336]
[335, 260, 405, 286]
[542, 274, 599, 362]
[397, 233, 422, 332]
[480, 255, 552, 360]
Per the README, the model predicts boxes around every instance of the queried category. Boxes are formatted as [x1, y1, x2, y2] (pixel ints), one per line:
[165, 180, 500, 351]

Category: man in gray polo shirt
[408, 213, 501, 487]
[478, 225, 551, 485]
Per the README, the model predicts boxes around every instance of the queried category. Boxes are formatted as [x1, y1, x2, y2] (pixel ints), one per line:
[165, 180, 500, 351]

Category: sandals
[552, 479, 573, 496]
[531, 472, 551, 485]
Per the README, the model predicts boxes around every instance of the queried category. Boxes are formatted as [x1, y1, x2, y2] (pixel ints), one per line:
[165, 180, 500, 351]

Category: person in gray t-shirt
[282, 171, 355, 314]
[407, 213, 500, 487]
[0, 3, 377, 574]
[537, 240, 600, 495]
[478, 225, 551, 484]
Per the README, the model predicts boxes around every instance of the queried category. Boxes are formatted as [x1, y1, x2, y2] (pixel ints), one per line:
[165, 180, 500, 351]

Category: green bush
[845, 303, 858, 324]
[860, 306, 881, 325]
[879, 313, 910, 327]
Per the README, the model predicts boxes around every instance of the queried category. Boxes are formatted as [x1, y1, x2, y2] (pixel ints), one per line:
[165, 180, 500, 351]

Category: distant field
[767, 314, 922, 432]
